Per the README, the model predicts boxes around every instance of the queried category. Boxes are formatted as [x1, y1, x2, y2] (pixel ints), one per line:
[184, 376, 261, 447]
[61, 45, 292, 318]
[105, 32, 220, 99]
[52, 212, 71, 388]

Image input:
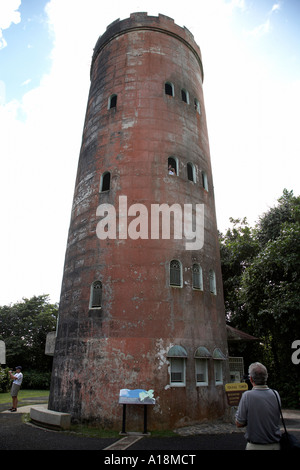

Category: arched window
[194, 347, 211, 386]
[108, 94, 117, 109]
[167, 345, 187, 386]
[192, 263, 203, 290]
[165, 82, 174, 97]
[209, 270, 216, 295]
[213, 348, 226, 385]
[168, 156, 178, 176]
[202, 171, 208, 191]
[170, 259, 182, 287]
[187, 162, 196, 182]
[181, 88, 189, 104]
[194, 98, 201, 114]
[90, 280, 102, 309]
[100, 171, 111, 192]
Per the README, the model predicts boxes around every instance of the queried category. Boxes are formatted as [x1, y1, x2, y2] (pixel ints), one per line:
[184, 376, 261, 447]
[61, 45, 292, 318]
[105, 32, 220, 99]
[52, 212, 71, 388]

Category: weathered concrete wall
[49, 12, 229, 430]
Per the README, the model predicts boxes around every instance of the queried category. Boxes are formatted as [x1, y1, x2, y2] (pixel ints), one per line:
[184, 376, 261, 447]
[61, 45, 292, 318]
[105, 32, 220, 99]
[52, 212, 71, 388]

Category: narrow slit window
[192, 263, 203, 290]
[170, 259, 182, 287]
[181, 89, 189, 104]
[109, 94, 117, 109]
[90, 281, 102, 308]
[194, 98, 201, 114]
[100, 171, 111, 192]
[214, 360, 223, 385]
[187, 162, 195, 182]
[168, 157, 177, 176]
[202, 171, 208, 191]
[165, 82, 174, 97]
[209, 270, 216, 295]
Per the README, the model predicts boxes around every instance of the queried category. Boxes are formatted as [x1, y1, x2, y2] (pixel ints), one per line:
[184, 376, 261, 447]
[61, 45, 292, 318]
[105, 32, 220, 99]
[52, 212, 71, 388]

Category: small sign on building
[225, 382, 248, 406]
[45, 331, 56, 356]
[0, 340, 6, 365]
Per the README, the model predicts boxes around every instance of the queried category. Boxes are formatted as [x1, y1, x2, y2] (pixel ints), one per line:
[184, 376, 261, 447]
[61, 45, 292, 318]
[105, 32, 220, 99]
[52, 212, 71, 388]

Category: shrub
[0, 367, 10, 393]
[22, 370, 52, 390]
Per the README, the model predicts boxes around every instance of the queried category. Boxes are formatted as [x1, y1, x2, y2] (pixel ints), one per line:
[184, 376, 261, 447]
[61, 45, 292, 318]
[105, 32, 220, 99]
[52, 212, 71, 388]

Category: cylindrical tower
[49, 12, 229, 430]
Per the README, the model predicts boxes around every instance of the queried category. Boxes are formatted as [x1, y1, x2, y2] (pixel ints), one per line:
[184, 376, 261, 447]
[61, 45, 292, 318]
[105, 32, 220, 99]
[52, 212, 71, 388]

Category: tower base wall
[49, 333, 229, 431]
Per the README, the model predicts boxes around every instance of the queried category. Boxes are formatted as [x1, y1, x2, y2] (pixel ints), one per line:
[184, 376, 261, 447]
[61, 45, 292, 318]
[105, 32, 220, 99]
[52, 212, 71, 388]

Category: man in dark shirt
[235, 362, 281, 450]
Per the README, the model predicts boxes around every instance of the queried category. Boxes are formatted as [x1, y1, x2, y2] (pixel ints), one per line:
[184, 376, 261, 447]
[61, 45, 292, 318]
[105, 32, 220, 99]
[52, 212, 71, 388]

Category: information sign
[225, 382, 248, 406]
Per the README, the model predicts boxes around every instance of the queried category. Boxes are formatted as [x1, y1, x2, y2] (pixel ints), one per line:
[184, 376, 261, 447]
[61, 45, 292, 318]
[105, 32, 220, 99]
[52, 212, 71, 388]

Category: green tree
[220, 190, 300, 406]
[219, 217, 259, 320]
[240, 213, 300, 404]
[0, 295, 58, 372]
[256, 189, 300, 246]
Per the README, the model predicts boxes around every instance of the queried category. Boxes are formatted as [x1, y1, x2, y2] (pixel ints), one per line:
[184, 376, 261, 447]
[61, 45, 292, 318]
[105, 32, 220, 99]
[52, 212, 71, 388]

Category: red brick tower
[49, 13, 229, 430]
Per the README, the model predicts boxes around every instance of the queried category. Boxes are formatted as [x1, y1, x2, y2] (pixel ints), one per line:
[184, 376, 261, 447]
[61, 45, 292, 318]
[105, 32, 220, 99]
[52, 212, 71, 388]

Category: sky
[0, 0, 299, 306]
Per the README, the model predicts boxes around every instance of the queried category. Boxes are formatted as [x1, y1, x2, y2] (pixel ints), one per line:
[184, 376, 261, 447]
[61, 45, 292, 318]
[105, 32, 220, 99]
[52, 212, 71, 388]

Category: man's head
[248, 362, 268, 385]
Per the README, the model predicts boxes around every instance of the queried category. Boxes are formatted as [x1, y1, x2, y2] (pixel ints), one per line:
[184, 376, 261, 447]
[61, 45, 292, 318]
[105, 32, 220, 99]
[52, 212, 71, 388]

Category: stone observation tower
[49, 12, 229, 430]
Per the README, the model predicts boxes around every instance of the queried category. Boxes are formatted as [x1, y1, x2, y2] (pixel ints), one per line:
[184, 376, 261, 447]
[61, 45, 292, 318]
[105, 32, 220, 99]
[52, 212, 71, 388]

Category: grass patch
[0, 389, 49, 405]
[67, 423, 120, 439]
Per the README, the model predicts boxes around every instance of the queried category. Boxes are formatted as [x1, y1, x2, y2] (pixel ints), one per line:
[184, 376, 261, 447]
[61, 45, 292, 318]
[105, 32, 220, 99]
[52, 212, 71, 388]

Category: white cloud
[246, 0, 281, 38]
[0, 0, 21, 49]
[21, 78, 32, 86]
[248, 18, 271, 37]
[270, 2, 281, 14]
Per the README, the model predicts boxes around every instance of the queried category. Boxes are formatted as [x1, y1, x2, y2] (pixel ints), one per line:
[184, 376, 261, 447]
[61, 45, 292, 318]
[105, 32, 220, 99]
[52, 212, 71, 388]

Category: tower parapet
[91, 13, 204, 81]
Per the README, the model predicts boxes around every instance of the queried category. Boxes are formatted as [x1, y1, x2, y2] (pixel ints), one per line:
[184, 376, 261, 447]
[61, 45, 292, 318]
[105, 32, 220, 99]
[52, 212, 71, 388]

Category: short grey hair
[248, 362, 268, 385]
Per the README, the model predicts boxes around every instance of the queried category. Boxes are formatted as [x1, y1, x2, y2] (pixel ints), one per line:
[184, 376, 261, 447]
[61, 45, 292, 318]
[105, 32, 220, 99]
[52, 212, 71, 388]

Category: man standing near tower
[8, 366, 23, 412]
[235, 362, 281, 450]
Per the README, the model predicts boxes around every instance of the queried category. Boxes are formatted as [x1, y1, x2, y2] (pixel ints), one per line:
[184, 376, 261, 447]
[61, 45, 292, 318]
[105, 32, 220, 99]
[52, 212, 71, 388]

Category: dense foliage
[0, 295, 58, 372]
[220, 190, 300, 407]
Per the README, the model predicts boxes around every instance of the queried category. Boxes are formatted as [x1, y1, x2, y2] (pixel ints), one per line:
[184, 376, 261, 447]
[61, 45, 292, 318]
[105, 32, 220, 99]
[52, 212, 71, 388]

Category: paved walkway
[4, 405, 298, 433]
[1, 400, 299, 451]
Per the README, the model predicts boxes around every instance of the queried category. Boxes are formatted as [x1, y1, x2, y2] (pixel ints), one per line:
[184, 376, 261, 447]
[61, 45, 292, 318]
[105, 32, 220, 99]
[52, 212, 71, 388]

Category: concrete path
[1, 401, 299, 451]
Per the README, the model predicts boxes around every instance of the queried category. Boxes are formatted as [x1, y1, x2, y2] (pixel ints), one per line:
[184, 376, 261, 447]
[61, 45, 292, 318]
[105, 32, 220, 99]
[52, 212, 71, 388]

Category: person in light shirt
[235, 362, 281, 450]
[8, 366, 23, 412]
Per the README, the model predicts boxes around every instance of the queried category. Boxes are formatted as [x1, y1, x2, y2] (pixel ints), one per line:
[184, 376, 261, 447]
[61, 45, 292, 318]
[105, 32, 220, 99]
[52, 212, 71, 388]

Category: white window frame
[195, 358, 208, 386]
[170, 357, 186, 387]
[214, 360, 223, 385]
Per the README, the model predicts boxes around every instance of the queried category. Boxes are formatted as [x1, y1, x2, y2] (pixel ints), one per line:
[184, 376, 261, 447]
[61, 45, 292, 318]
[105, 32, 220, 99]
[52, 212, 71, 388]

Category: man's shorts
[11, 384, 21, 397]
